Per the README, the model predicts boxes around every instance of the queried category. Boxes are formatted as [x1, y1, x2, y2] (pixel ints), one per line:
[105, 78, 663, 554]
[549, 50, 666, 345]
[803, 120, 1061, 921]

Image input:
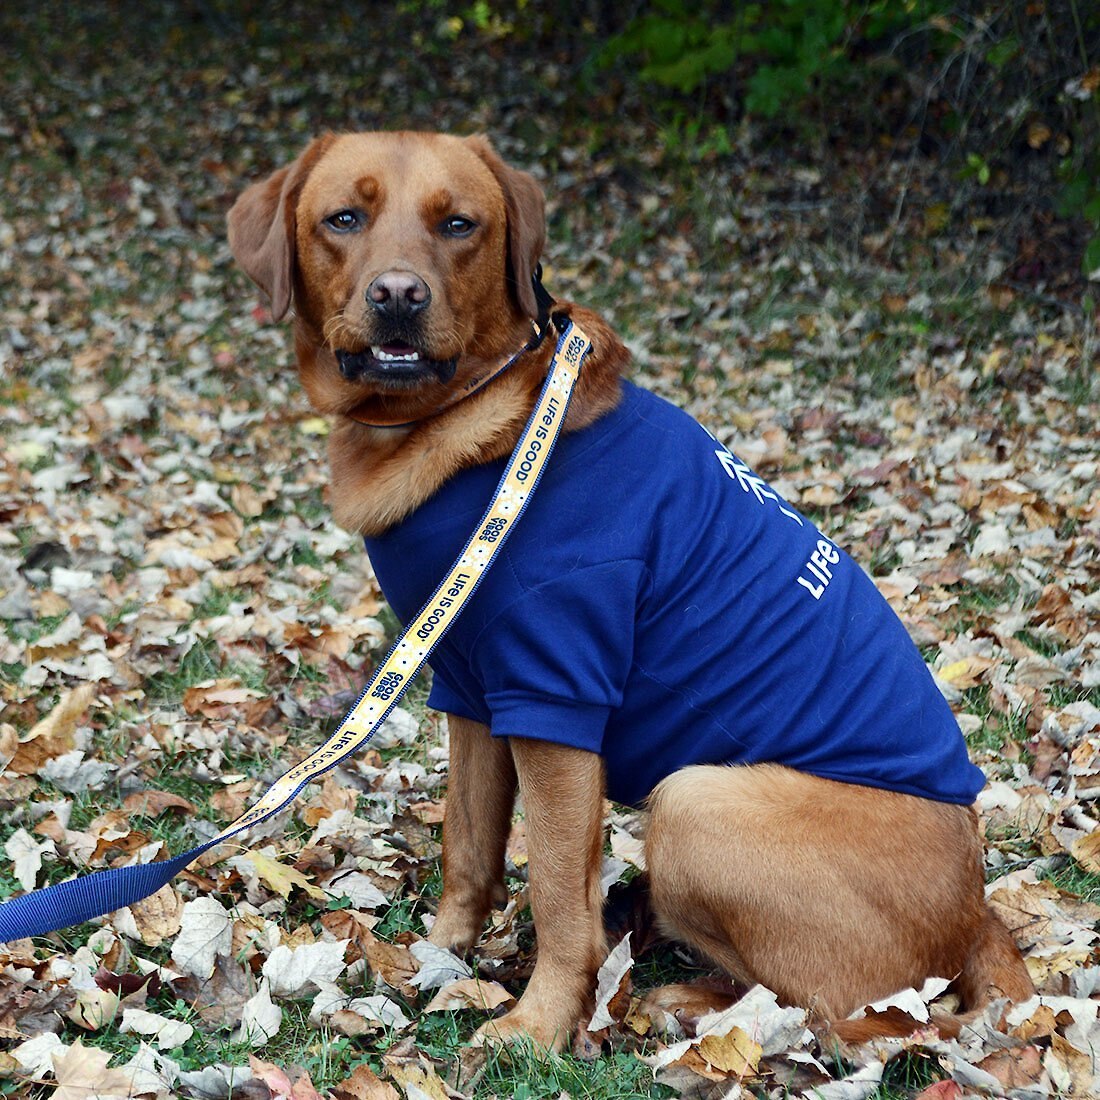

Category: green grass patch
[1045, 863, 1100, 905]
[414, 1011, 677, 1099]
[373, 863, 444, 941]
[870, 1049, 942, 1099]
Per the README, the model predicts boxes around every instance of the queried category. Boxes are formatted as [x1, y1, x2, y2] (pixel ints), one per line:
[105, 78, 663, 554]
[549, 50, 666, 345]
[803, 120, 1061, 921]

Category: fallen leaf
[332, 1061, 401, 1100]
[262, 939, 349, 997]
[121, 790, 198, 818]
[914, 1082, 961, 1100]
[251, 1055, 325, 1100]
[245, 848, 327, 900]
[697, 1026, 762, 1076]
[408, 940, 472, 990]
[64, 986, 120, 1031]
[11, 1033, 66, 1077]
[588, 933, 634, 1031]
[424, 978, 514, 1013]
[116, 883, 184, 946]
[234, 979, 282, 1045]
[3, 827, 56, 890]
[8, 682, 97, 774]
[52, 1040, 137, 1100]
[385, 1062, 450, 1100]
[170, 895, 234, 978]
[119, 1007, 194, 1050]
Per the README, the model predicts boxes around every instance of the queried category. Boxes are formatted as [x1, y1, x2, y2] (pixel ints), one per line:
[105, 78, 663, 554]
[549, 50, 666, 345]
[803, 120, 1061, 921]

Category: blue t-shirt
[365, 381, 984, 808]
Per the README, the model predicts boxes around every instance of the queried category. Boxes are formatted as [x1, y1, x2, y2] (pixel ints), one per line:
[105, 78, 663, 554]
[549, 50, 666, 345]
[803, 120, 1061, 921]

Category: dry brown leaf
[123, 884, 184, 946]
[1045, 1032, 1095, 1096]
[8, 682, 97, 774]
[914, 1083, 961, 1100]
[331, 1062, 401, 1100]
[0, 724, 18, 771]
[697, 1026, 763, 1076]
[301, 776, 359, 826]
[121, 790, 198, 817]
[363, 936, 419, 997]
[211, 778, 258, 820]
[408, 799, 447, 824]
[250, 1055, 325, 1100]
[975, 1044, 1044, 1093]
[182, 677, 264, 717]
[320, 910, 380, 962]
[424, 978, 514, 1013]
[51, 1040, 136, 1100]
[384, 1063, 450, 1100]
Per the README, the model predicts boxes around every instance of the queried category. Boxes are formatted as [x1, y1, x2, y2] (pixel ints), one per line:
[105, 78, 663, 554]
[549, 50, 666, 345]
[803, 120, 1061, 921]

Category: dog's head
[228, 132, 546, 408]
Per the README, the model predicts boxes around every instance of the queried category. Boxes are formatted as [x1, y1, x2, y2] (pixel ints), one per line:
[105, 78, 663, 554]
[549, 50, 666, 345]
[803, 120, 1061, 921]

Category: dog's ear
[227, 135, 334, 321]
[464, 134, 546, 319]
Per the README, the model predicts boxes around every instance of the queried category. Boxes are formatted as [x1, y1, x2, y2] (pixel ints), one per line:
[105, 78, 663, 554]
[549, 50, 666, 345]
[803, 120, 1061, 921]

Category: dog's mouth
[336, 342, 458, 386]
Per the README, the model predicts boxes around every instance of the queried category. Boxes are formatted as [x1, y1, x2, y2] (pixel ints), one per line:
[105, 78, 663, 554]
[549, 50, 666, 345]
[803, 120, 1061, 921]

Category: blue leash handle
[0, 848, 204, 941]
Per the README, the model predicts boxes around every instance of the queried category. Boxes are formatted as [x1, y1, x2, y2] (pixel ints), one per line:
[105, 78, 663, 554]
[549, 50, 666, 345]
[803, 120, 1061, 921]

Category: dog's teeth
[371, 345, 420, 363]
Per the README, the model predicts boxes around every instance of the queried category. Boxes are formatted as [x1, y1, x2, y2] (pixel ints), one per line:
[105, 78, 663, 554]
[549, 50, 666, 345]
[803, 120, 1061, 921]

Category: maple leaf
[262, 939, 349, 997]
[51, 1039, 137, 1100]
[251, 1055, 325, 1100]
[697, 1026, 762, 1076]
[239, 848, 327, 900]
[3, 827, 56, 890]
[170, 895, 233, 978]
[234, 979, 282, 1045]
[424, 978, 515, 1013]
[587, 933, 634, 1031]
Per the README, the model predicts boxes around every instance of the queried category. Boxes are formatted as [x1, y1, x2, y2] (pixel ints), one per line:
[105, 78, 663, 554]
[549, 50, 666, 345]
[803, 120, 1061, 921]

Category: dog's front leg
[429, 715, 517, 952]
[477, 737, 607, 1052]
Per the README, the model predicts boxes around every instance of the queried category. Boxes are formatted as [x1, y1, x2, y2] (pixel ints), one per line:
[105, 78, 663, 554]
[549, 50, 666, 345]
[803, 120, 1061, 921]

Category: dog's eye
[323, 210, 363, 233]
[441, 215, 477, 238]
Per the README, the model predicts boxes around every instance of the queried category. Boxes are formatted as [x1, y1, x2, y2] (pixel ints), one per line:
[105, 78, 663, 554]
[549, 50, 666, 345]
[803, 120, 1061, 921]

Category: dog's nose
[366, 271, 431, 317]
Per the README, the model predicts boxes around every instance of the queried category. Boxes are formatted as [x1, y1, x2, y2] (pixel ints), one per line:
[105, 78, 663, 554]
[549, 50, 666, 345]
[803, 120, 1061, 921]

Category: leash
[0, 318, 593, 943]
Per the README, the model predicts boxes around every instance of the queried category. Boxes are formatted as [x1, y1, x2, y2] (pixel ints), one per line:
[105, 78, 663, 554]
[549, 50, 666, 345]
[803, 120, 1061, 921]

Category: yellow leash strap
[0, 320, 591, 942]
[221, 318, 593, 838]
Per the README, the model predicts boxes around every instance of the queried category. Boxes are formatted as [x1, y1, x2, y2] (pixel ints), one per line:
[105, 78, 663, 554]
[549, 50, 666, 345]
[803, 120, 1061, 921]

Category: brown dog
[228, 131, 1033, 1050]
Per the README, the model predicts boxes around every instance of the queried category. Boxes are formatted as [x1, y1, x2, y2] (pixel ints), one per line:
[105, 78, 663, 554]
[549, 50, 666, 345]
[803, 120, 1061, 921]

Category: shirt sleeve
[426, 671, 485, 724]
[467, 558, 647, 753]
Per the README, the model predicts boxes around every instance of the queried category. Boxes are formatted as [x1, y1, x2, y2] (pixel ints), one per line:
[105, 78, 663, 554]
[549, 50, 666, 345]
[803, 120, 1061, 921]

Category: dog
[227, 131, 1034, 1050]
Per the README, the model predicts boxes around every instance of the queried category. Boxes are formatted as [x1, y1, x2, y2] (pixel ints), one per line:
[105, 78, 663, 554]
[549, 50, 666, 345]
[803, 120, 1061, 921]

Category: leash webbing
[0, 319, 593, 943]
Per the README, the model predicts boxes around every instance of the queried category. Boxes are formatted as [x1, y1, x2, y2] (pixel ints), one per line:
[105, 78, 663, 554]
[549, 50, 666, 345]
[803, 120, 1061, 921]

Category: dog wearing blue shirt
[228, 131, 1034, 1051]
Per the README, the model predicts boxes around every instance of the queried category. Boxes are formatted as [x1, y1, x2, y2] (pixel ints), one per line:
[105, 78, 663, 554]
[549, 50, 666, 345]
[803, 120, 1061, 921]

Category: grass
[1045, 863, 1100, 905]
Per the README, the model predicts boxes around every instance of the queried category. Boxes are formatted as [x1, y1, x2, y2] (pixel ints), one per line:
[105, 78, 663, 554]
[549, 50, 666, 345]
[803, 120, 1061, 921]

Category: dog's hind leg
[428, 715, 517, 953]
[644, 763, 1032, 1026]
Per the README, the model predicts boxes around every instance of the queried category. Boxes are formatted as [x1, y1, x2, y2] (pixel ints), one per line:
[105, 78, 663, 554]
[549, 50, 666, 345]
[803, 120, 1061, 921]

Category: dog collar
[345, 267, 557, 429]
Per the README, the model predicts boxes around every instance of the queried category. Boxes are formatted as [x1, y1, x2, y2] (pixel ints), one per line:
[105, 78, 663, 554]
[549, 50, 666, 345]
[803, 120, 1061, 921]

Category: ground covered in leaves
[1, 3, 1098, 1098]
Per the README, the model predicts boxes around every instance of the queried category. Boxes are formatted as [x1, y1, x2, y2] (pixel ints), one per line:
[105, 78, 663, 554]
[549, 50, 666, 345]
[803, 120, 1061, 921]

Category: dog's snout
[367, 271, 431, 318]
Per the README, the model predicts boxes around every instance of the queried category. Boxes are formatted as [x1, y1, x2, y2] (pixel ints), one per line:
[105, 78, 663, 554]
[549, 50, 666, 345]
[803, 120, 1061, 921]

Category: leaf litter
[0, 4, 1098, 1098]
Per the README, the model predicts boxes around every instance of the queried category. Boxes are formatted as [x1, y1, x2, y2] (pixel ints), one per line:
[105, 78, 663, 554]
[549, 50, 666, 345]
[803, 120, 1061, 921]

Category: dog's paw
[428, 884, 509, 953]
[638, 977, 740, 1035]
[472, 1007, 574, 1054]
[426, 910, 483, 955]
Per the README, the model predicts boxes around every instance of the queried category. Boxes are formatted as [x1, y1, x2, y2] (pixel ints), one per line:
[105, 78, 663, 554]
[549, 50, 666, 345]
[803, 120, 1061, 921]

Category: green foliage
[598, 0, 951, 117]
[597, 0, 1100, 274]
[1058, 153, 1100, 278]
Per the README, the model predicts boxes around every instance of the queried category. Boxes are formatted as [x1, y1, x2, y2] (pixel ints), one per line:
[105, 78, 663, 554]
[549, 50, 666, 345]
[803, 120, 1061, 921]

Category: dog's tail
[829, 909, 1034, 1045]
